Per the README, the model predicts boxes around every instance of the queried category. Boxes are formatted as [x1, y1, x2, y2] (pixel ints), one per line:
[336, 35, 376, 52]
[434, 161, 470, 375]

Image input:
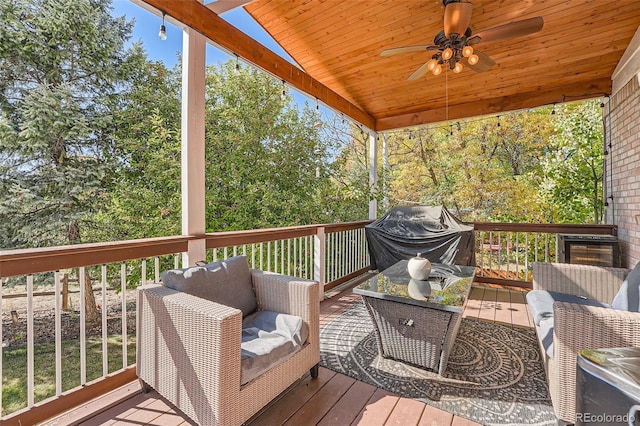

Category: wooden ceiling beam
[137, 0, 376, 129]
[375, 77, 612, 131]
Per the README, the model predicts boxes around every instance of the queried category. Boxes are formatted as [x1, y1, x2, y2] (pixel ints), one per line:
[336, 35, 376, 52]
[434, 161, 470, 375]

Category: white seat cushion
[240, 310, 309, 385]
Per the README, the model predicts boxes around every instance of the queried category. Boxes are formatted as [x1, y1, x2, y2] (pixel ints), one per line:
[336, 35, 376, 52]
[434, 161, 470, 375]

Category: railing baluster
[121, 262, 127, 369]
[141, 259, 147, 286]
[479, 231, 485, 277]
[327, 233, 332, 282]
[27, 274, 35, 407]
[279, 240, 283, 273]
[524, 233, 529, 279]
[489, 232, 494, 276]
[0, 277, 3, 407]
[259, 243, 264, 270]
[287, 239, 291, 276]
[54, 271, 62, 395]
[79, 267, 87, 385]
[347, 230, 352, 276]
[545, 233, 550, 263]
[340, 231, 345, 278]
[154, 257, 160, 283]
[101, 264, 108, 377]
[335, 232, 339, 280]
[506, 232, 510, 278]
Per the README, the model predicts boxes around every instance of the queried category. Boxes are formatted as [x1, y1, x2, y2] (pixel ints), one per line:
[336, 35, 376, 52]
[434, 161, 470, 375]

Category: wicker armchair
[137, 266, 320, 426]
[531, 262, 640, 423]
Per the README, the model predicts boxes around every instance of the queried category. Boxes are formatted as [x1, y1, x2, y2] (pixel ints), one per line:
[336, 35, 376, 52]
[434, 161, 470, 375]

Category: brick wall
[605, 74, 640, 267]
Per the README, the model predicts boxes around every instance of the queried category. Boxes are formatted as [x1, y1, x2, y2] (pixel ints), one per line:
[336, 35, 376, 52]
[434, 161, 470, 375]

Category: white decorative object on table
[407, 253, 431, 280]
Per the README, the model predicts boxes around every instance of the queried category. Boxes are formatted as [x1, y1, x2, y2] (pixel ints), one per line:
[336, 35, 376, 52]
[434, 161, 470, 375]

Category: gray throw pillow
[161, 255, 258, 317]
[611, 261, 640, 312]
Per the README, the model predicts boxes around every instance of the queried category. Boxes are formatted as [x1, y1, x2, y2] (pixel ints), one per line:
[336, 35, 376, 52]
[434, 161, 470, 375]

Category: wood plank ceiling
[242, 0, 640, 130]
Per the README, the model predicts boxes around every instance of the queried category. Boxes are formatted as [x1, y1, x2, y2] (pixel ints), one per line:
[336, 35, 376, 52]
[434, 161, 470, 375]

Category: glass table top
[353, 260, 476, 312]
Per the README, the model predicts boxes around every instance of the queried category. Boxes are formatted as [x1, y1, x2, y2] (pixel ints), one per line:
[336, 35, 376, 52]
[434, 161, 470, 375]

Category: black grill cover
[365, 205, 475, 271]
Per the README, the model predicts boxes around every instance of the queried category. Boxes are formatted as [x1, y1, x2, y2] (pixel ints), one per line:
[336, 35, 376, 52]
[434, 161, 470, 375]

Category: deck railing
[0, 220, 617, 424]
[0, 221, 370, 424]
[473, 222, 617, 288]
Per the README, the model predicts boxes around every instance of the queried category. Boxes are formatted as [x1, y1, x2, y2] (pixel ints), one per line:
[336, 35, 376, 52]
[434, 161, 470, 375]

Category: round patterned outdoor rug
[320, 302, 557, 425]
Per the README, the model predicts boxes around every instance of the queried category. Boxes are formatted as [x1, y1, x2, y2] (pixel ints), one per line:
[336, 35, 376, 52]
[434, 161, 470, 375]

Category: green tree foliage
[320, 119, 376, 220]
[378, 110, 555, 222]
[203, 62, 360, 230]
[0, 0, 141, 248]
[540, 101, 604, 223]
[337, 101, 603, 225]
[92, 61, 182, 241]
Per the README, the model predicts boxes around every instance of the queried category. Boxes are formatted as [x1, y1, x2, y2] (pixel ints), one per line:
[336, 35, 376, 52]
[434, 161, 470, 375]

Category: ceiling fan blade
[473, 16, 544, 44]
[380, 45, 435, 57]
[444, 2, 473, 38]
[407, 61, 431, 81]
[463, 50, 496, 73]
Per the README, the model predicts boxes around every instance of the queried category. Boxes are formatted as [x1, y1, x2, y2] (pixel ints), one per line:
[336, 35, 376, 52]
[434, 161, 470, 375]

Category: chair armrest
[550, 301, 640, 421]
[532, 262, 629, 302]
[137, 284, 243, 425]
[251, 271, 319, 322]
[554, 302, 640, 355]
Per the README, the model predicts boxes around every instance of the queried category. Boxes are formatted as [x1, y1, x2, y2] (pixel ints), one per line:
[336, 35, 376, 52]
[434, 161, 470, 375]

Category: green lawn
[2, 335, 136, 415]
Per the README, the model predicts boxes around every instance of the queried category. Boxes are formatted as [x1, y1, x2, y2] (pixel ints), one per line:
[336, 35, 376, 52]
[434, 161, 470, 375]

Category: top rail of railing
[0, 221, 374, 278]
[203, 220, 373, 249]
[472, 222, 617, 235]
[1, 220, 617, 279]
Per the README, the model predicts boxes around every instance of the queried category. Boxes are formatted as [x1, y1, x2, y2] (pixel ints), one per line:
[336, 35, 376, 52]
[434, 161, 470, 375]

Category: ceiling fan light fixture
[379, 1, 544, 80]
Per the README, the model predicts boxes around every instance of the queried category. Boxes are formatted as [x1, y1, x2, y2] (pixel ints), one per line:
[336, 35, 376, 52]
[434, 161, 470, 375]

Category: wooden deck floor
[45, 283, 534, 426]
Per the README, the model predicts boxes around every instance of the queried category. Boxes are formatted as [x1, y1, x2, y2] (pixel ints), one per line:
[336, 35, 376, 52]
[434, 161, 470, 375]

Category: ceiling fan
[380, 0, 544, 80]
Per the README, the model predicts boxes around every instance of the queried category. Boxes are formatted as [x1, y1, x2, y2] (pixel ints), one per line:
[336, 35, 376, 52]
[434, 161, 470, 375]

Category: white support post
[314, 226, 326, 301]
[368, 130, 378, 219]
[181, 25, 207, 267]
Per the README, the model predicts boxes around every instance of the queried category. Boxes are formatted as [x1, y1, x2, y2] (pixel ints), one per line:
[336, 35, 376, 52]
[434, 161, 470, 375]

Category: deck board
[494, 288, 513, 325]
[462, 286, 484, 320]
[316, 380, 377, 426]
[57, 282, 530, 426]
[478, 287, 498, 321]
[283, 373, 356, 425]
[350, 388, 399, 426]
[248, 367, 336, 426]
[384, 397, 427, 425]
[418, 405, 454, 426]
[508, 288, 532, 328]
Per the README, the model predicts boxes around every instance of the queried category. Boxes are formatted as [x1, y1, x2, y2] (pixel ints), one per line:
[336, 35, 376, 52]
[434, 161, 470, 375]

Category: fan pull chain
[445, 66, 449, 122]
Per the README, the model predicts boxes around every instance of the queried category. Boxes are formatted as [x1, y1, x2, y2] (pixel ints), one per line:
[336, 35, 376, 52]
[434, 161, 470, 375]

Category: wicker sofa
[528, 262, 640, 423]
[137, 255, 320, 426]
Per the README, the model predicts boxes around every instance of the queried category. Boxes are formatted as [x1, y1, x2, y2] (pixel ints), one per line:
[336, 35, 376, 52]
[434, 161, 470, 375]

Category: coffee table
[353, 260, 476, 375]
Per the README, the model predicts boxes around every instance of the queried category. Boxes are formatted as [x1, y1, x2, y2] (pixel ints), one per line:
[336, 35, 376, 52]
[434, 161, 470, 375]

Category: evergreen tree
[0, 0, 141, 248]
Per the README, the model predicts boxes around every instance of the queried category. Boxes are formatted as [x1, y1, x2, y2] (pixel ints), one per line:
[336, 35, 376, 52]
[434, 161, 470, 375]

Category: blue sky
[111, 0, 294, 67]
[110, 1, 318, 111]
